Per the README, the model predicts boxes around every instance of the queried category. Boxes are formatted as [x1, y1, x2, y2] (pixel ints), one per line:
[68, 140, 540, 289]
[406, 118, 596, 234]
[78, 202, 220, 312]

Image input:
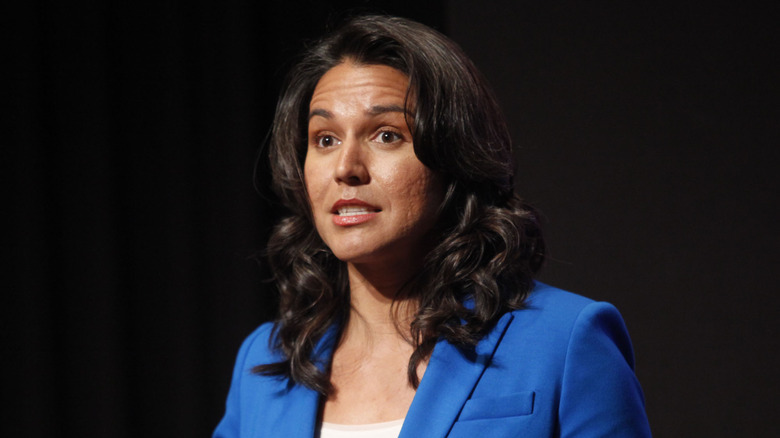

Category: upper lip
[330, 198, 381, 214]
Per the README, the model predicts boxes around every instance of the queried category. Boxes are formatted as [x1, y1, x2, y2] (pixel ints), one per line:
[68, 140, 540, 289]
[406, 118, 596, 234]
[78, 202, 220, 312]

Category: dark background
[7, 1, 778, 437]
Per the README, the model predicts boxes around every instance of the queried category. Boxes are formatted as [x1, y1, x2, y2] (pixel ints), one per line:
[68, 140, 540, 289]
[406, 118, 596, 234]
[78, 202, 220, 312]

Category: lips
[331, 198, 380, 226]
[331, 199, 381, 215]
[337, 206, 376, 216]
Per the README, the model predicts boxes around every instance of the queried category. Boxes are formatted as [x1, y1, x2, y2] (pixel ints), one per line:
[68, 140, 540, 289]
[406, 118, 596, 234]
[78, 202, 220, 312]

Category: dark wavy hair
[254, 15, 545, 395]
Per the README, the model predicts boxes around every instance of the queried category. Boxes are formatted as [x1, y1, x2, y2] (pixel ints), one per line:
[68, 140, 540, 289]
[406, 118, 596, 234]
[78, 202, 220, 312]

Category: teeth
[338, 206, 372, 216]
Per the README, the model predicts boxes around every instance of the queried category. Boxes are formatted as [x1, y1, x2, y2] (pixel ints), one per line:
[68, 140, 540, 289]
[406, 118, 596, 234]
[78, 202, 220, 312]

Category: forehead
[309, 62, 410, 111]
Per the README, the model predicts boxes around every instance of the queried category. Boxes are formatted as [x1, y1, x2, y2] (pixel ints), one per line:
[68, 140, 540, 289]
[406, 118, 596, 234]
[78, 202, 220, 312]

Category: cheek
[303, 161, 332, 241]
[303, 158, 323, 202]
[303, 159, 331, 237]
[386, 162, 443, 224]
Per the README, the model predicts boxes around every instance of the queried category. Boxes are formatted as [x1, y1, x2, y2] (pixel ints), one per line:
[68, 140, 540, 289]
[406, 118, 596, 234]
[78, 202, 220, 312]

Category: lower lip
[332, 212, 377, 226]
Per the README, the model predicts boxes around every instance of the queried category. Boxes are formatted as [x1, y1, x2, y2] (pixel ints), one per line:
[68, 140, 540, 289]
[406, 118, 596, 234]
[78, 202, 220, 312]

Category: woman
[215, 15, 651, 438]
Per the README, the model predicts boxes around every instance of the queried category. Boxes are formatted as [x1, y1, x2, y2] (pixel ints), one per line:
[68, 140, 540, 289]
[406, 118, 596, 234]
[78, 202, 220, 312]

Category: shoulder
[507, 281, 624, 336]
[473, 283, 650, 436]
[213, 322, 279, 438]
[233, 321, 281, 368]
[523, 281, 597, 313]
[495, 281, 636, 374]
[514, 281, 628, 332]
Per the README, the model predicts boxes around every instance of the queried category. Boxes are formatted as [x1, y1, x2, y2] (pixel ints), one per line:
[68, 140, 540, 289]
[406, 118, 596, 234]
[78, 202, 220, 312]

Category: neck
[343, 261, 418, 344]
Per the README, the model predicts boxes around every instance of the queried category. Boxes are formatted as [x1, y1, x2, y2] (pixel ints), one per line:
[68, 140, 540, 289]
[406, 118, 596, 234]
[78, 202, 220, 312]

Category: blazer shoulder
[237, 321, 281, 366]
[503, 282, 632, 361]
[518, 282, 599, 321]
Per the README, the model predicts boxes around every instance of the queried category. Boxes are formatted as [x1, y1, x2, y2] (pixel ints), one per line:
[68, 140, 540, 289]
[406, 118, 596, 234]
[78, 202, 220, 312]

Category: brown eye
[317, 135, 340, 147]
[374, 130, 402, 144]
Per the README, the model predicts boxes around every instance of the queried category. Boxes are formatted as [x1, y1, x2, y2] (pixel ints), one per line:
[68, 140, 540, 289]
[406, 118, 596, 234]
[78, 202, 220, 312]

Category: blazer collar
[268, 313, 513, 438]
[268, 324, 340, 438]
[400, 312, 514, 437]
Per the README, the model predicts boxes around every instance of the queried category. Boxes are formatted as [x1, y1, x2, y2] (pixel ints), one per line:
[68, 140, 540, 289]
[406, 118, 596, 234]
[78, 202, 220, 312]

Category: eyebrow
[366, 104, 409, 116]
[307, 105, 410, 121]
[308, 108, 333, 120]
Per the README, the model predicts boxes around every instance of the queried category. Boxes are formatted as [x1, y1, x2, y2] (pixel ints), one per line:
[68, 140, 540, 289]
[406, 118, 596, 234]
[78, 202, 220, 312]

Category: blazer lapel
[265, 325, 339, 438]
[400, 312, 514, 438]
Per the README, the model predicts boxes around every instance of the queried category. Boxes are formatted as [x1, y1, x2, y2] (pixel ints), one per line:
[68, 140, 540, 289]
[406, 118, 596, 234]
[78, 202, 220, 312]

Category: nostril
[346, 175, 363, 185]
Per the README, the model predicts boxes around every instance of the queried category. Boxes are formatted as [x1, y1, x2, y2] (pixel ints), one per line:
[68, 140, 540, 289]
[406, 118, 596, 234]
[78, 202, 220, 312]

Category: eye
[372, 130, 403, 144]
[315, 135, 340, 148]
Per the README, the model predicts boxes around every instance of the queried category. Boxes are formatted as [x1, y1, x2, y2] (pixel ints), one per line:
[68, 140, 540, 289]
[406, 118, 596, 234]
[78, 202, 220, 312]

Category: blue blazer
[214, 283, 651, 437]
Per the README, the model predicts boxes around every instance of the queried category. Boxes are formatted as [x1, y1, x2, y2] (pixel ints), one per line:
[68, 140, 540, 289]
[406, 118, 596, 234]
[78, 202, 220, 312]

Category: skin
[304, 61, 444, 424]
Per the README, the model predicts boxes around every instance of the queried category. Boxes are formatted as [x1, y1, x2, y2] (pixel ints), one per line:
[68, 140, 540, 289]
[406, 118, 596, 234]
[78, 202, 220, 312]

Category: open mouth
[336, 206, 382, 216]
[331, 198, 381, 216]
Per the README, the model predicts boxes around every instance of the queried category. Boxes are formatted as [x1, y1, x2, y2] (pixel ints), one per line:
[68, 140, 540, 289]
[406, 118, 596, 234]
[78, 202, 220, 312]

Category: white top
[320, 419, 404, 438]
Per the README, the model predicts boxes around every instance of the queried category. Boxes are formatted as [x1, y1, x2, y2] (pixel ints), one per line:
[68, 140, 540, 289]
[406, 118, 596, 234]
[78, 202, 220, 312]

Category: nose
[334, 138, 369, 185]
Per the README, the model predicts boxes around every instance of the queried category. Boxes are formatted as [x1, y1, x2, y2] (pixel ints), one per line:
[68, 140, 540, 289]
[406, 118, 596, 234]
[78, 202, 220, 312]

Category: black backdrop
[7, 1, 778, 437]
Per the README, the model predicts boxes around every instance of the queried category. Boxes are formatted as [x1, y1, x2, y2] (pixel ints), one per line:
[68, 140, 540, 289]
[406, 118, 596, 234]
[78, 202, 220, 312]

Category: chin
[329, 248, 382, 265]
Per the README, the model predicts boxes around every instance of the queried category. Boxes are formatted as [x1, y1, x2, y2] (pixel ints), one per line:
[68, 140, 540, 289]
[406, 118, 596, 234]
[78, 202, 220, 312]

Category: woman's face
[304, 62, 444, 268]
